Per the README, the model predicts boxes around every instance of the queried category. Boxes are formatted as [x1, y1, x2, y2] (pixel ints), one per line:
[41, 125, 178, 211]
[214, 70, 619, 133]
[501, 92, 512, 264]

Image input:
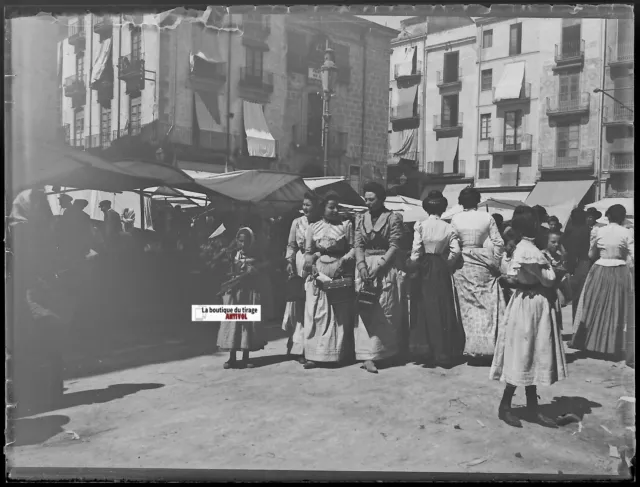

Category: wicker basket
[322, 277, 355, 305]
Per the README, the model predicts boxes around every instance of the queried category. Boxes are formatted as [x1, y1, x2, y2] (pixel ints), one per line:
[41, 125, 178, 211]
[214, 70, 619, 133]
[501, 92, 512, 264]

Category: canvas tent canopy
[178, 170, 309, 217]
[303, 177, 365, 207]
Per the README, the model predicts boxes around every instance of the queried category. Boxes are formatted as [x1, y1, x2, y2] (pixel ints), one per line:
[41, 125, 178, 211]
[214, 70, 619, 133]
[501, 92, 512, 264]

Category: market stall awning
[385, 195, 428, 223]
[525, 180, 594, 208]
[434, 137, 459, 173]
[526, 180, 595, 227]
[585, 198, 634, 217]
[303, 177, 365, 207]
[46, 186, 154, 230]
[493, 61, 525, 102]
[111, 159, 195, 188]
[90, 38, 112, 86]
[243, 101, 276, 158]
[10, 141, 164, 194]
[180, 170, 308, 216]
[442, 183, 469, 209]
[396, 84, 419, 119]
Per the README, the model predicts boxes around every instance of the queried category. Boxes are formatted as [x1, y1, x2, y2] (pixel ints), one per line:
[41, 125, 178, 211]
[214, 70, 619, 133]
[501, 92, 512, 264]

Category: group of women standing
[214, 182, 634, 428]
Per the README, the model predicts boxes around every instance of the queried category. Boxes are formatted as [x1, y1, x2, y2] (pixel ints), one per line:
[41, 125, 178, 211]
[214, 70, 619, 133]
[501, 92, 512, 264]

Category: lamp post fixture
[594, 88, 635, 113]
[321, 40, 338, 177]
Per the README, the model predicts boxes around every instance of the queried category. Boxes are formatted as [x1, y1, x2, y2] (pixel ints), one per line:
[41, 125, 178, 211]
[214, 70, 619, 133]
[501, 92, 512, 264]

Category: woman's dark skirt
[570, 264, 634, 362]
[410, 254, 465, 363]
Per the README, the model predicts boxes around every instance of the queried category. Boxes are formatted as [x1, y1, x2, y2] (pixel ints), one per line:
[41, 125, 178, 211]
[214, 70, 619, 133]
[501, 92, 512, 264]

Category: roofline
[342, 14, 400, 37]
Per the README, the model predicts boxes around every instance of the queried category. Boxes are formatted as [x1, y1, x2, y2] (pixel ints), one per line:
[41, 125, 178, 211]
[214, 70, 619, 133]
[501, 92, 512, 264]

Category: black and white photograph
[4, 4, 635, 481]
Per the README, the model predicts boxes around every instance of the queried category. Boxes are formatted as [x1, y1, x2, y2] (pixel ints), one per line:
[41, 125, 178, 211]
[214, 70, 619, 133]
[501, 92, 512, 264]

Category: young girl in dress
[491, 206, 568, 428]
[216, 227, 268, 369]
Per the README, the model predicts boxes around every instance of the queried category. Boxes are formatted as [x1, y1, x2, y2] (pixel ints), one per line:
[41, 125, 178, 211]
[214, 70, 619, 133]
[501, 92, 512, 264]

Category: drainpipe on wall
[360, 28, 368, 187]
[117, 14, 122, 136]
[475, 24, 483, 188]
[226, 13, 232, 173]
[88, 15, 94, 145]
[421, 39, 427, 183]
[596, 20, 607, 201]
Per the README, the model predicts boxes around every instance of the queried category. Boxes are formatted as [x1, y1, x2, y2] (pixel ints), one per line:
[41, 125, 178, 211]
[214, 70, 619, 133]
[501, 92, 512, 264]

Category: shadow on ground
[7, 415, 70, 447]
[60, 383, 165, 409]
[512, 395, 603, 425]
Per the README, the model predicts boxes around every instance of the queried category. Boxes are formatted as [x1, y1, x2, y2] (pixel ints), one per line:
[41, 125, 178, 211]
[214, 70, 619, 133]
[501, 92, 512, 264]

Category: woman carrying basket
[302, 191, 356, 369]
[354, 182, 403, 374]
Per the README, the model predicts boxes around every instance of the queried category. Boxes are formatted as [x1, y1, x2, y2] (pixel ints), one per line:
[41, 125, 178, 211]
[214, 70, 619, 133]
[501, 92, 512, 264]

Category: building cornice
[391, 33, 428, 46]
[474, 17, 514, 26]
[425, 36, 476, 51]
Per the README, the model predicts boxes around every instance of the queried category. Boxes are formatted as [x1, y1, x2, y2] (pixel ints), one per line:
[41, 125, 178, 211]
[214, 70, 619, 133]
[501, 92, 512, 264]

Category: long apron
[281, 249, 308, 355]
[354, 251, 400, 361]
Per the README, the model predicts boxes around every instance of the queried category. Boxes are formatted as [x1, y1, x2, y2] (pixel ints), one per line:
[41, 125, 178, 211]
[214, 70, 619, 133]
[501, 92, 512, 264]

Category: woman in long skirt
[570, 204, 634, 365]
[282, 193, 318, 363]
[450, 187, 506, 363]
[407, 191, 465, 366]
[303, 191, 356, 369]
[354, 182, 402, 374]
[491, 206, 567, 428]
[217, 227, 268, 369]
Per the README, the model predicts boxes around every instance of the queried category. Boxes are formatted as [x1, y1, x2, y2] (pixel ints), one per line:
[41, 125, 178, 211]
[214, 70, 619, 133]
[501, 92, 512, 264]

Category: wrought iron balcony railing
[426, 159, 466, 177]
[540, 149, 595, 171]
[603, 104, 634, 124]
[489, 134, 533, 153]
[546, 92, 590, 116]
[68, 20, 85, 39]
[609, 153, 634, 172]
[118, 53, 145, 80]
[394, 60, 423, 79]
[239, 68, 274, 93]
[493, 82, 531, 104]
[608, 42, 634, 66]
[606, 189, 634, 198]
[554, 39, 585, 64]
[436, 68, 462, 87]
[241, 14, 271, 39]
[64, 74, 86, 96]
[433, 113, 463, 131]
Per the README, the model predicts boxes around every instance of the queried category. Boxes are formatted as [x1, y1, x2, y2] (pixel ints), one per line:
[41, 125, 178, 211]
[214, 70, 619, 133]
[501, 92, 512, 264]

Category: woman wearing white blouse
[491, 206, 567, 429]
[450, 187, 506, 363]
[408, 191, 465, 366]
[570, 204, 635, 366]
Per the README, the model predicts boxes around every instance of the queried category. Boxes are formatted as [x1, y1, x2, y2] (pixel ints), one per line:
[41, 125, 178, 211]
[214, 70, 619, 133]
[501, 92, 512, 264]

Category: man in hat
[532, 205, 550, 250]
[58, 193, 73, 214]
[99, 200, 122, 253]
[59, 198, 93, 263]
[586, 207, 603, 231]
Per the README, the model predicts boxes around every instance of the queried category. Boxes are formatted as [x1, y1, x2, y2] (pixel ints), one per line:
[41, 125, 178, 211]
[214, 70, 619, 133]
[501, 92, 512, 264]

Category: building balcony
[554, 39, 585, 70]
[433, 113, 463, 136]
[426, 159, 466, 178]
[62, 124, 71, 145]
[118, 53, 145, 95]
[292, 126, 348, 156]
[394, 60, 423, 81]
[489, 134, 533, 154]
[189, 60, 227, 92]
[64, 74, 86, 108]
[68, 21, 86, 51]
[493, 82, 531, 105]
[436, 68, 462, 90]
[150, 122, 231, 152]
[85, 133, 112, 150]
[546, 92, 590, 118]
[603, 104, 634, 127]
[540, 149, 595, 172]
[93, 16, 112, 41]
[71, 138, 85, 149]
[240, 14, 271, 42]
[238, 68, 274, 97]
[608, 42, 634, 68]
[390, 102, 422, 123]
[608, 153, 634, 172]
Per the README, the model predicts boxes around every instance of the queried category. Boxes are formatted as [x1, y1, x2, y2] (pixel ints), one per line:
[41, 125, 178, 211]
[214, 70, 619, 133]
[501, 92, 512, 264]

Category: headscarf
[236, 226, 255, 249]
[122, 208, 136, 225]
[9, 189, 52, 227]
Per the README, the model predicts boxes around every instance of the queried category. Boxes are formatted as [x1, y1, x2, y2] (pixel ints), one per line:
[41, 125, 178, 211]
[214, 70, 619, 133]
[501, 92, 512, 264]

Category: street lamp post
[321, 41, 338, 177]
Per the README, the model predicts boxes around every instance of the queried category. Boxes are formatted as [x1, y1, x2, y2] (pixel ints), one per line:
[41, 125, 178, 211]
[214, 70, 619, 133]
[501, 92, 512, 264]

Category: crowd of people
[7, 183, 634, 428]
[212, 183, 634, 429]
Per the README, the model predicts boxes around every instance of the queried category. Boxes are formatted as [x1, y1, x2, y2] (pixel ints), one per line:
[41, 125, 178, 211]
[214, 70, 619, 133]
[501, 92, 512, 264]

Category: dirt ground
[6, 307, 635, 479]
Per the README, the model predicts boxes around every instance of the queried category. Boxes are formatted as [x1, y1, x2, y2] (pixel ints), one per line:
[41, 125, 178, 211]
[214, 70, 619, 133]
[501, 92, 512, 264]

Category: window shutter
[333, 43, 350, 84]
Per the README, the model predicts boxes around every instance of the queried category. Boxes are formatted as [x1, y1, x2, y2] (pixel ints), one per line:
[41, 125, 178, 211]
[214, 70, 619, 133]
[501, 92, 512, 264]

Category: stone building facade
[57, 9, 396, 192]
